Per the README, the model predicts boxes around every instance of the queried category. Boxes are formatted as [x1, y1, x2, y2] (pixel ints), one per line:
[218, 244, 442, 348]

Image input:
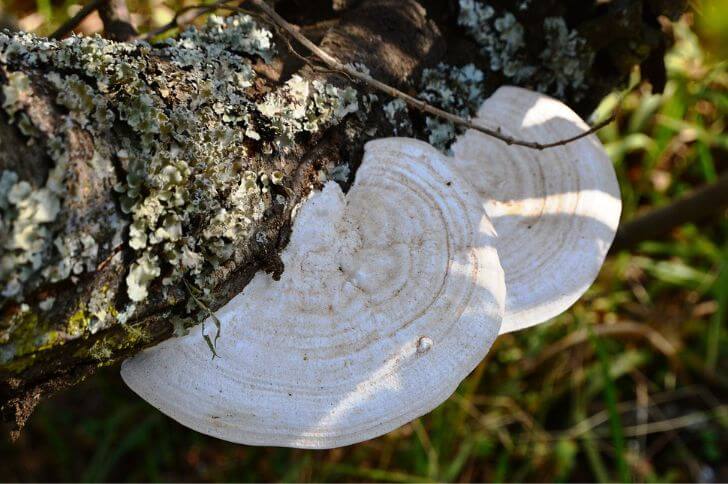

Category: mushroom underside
[122, 86, 622, 448]
[121, 138, 505, 449]
[451, 86, 621, 333]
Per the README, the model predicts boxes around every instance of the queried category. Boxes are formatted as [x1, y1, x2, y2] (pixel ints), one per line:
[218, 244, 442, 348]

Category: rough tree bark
[0, 0, 686, 436]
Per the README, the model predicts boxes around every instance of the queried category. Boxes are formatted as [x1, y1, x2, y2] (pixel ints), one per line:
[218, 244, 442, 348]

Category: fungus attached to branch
[450, 86, 622, 333]
[122, 138, 505, 449]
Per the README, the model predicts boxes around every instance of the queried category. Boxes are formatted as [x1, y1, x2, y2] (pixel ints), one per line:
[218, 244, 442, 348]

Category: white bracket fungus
[450, 86, 621, 333]
[122, 138, 505, 449]
[122, 85, 621, 448]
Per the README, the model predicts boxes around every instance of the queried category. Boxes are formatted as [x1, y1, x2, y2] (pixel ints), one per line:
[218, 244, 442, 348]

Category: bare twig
[98, 0, 137, 41]
[613, 406, 725, 438]
[50, 0, 136, 40]
[50, 0, 106, 39]
[95, 243, 124, 271]
[246, 0, 615, 151]
[610, 171, 728, 253]
[138, 0, 234, 40]
[521, 321, 677, 373]
[137, 0, 615, 149]
[183, 279, 222, 358]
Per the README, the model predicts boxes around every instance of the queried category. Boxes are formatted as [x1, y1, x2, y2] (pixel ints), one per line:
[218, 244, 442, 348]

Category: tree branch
[610, 172, 728, 253]
[50, 0, 136, 40]
[247, 0, 615, 151]
[97, 0, 137, 41]
[146, 0, 619, 150]
[0, 0, 443, 436]
[50, 0, 106, 39]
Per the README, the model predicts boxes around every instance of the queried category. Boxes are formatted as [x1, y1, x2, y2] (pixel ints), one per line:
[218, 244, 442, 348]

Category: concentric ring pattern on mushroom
[122, 86, 621, 449]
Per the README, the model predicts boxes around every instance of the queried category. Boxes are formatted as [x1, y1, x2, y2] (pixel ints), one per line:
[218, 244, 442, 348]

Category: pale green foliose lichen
[169, 13, 275, 66]
[0, 170, 62, 298]
[383, 98, 411, 136]
[1, 12, 359, 315]
[418, 63, 486, 151]
[458, 0, 594, 100]
[43, 231, 100, 283]
[47, 72, 115, 129]
[257, 74, 359, 150]
[126, 252, 161, 302]
[1, 71, 30, 116]
[38, 296, 55, 311]
[458, 1, 529, 79]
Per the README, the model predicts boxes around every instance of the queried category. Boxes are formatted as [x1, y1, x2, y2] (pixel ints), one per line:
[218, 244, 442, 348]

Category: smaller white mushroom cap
[451, 86, 622, 333]
[122, 138, 505, 449]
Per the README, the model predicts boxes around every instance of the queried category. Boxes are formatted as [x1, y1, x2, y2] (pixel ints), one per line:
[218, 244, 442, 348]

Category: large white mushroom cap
[450, 86, 621, 333]
[122, 138, 505, 449]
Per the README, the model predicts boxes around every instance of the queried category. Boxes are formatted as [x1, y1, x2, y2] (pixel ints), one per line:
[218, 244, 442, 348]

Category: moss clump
[87, 323, 150, 365]
[66, 307, 90, 337]
[0, 306, 62, 371]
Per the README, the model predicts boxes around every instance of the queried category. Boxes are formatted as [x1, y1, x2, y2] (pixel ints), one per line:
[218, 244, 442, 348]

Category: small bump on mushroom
[416, 336, 433, 354]
[121, 137, 505, 449]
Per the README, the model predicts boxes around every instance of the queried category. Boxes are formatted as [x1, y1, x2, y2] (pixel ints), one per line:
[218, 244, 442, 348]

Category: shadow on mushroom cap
[121, 138, 505, 449]
[451, 85, 622, 333]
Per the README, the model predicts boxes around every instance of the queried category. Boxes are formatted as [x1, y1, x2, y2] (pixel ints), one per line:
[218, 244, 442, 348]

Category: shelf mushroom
[122, 138, 505, 449]
[450, 86, 622, 333]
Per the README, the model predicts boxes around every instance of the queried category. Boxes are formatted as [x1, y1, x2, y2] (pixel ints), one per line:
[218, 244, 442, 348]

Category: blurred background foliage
[0, 0, 726, 481]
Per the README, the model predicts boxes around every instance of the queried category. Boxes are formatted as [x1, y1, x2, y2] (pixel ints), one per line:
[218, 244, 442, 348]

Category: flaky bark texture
[0, 0, 685, 436]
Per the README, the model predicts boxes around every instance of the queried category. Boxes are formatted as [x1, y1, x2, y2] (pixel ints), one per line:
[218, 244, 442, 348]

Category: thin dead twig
[50, 0, 137, 40]
[50, 0, 107, 39]
[136, 0, 617, 150]
[521, 321, 677, 373]
[137, 0, 234, 40]
[246, 0, 615, 151]
[97, 0, 137, 41]
[610, 171, 728, 253]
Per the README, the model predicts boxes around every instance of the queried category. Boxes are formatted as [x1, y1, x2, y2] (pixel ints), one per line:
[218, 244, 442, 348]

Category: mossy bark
[0, 0, 685, 435]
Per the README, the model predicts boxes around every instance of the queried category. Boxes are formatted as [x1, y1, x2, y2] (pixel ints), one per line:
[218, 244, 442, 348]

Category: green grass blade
[707, 246, 728, 370]
[589, 328, 631, 482]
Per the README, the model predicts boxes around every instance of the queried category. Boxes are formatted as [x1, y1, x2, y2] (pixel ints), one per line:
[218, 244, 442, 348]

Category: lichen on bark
[0, 0, 444, 434]
[0, 0, 687, 437]
[0, 12, 367, 363]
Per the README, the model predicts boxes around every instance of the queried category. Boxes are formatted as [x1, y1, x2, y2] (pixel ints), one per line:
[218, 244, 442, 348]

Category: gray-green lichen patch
[0, 12, 360, 338]
[43, 231, 100, 283]
[538, 17, 594, 100]
[382, 63, 486, 152]
[0, 169, 62, 298]
[458, 1, 528, 79]
[47, 73, 115, 129]
[168, 13, 275, 67]
[257, 74, 359, 151]
[458, 0, 594, 100]
[383, 98, 412, 136]
[1, 71, 30, 116]
[418, 63, 486, 151]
